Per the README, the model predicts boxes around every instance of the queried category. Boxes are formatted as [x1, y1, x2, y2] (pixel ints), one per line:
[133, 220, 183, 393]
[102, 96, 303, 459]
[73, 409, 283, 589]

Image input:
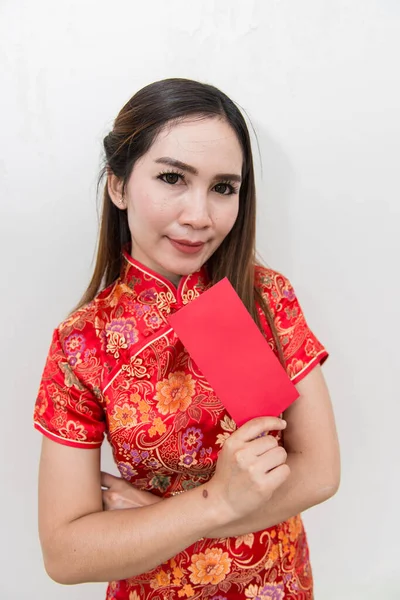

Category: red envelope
[168, 278, 299, 426]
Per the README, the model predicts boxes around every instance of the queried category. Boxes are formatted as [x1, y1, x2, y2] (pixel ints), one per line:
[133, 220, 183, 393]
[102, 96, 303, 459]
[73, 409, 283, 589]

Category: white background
[1, 1, 399, 598]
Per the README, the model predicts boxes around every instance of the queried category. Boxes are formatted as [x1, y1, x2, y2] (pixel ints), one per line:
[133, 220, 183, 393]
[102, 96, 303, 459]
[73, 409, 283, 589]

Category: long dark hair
[76, 78, 284, 364]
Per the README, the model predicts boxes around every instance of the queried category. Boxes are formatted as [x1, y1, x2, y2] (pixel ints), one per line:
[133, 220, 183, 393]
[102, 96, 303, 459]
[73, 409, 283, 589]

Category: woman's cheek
[216, 202, 239, 236]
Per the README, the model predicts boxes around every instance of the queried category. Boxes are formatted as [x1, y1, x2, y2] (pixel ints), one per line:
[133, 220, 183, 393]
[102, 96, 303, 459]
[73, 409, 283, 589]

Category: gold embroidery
[121, 356, 150, 379]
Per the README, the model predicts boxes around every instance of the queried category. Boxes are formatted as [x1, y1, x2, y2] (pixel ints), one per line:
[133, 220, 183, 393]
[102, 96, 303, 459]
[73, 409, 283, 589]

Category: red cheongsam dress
[34, 248, 328, 600]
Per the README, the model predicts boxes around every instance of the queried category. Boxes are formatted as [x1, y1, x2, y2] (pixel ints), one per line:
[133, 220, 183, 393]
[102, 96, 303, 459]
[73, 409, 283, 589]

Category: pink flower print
[182, 427, 203, 454]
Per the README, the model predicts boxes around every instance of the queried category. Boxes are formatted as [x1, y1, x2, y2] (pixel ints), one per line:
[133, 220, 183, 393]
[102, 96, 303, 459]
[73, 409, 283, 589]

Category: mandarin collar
[120, 248, 210, 314]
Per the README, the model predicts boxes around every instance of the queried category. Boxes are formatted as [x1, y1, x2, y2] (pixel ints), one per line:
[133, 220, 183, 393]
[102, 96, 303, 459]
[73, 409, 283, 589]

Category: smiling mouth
[170, 239, 205, 246]
[168, 238, 206, 254]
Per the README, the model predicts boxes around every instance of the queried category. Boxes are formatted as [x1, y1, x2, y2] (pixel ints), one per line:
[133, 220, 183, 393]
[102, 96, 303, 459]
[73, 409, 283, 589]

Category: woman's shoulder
[55, 279, 121, 346]
[254, 263, 328, 379]
[254, 263, 296, 314]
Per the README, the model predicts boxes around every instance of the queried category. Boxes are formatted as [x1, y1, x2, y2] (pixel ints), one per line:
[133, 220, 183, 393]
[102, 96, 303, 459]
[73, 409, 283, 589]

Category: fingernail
[281, 419, 287, 428]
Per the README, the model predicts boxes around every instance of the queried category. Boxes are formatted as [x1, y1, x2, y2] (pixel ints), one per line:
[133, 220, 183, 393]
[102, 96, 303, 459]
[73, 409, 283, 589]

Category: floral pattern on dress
[155, 372, 196, 415]
[34, 248, 328, 599]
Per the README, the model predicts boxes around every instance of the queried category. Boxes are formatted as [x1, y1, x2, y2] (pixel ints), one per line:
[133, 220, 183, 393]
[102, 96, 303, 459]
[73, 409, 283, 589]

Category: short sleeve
[257, 268, 329, 385]
[33, 328, 106, 448]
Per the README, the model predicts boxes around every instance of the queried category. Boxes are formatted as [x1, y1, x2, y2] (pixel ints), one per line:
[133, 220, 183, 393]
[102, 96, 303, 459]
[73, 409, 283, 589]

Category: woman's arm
[38, 439, 219, 584]
[38, 416, 289, 585]
[207, 366, 340, 538]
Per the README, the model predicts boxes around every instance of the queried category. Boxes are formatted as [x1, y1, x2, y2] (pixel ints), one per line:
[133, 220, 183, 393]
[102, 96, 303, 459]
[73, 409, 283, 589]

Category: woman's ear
[107, 171, 127, 209]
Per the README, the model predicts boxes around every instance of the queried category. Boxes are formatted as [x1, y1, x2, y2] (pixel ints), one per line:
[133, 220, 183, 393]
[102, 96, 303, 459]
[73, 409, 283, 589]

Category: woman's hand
[101, 416, 288, 520]
[101, 472, 162, 511]
[207, 416, 290, 523]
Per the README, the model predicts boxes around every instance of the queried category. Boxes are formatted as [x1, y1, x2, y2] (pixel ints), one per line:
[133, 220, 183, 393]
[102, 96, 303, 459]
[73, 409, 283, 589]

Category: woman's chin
[158, 257, 206, 284]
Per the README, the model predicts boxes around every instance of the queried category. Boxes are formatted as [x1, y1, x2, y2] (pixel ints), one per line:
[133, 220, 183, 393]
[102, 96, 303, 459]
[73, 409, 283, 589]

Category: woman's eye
[158, 173, 237, 195]
[161, 173, 181, 185]
[214, 183, 234, 195]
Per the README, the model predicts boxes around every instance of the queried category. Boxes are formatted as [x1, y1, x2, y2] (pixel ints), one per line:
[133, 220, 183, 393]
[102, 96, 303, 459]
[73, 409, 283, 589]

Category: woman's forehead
[147, 117, 243, 170]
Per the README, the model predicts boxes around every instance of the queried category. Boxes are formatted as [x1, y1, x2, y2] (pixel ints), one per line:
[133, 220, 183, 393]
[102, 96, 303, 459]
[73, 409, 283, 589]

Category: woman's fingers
[101, 471, 121, 489]
[102, 489, 132, 510]
[247, 434, 279, 456]
[232, 446, 289, 495]
[233, 441, 287, 476]
[233, 435, 279, 469]
[233, 417, 286, 444]
[255, 445, 288, 476]
[262, 462, 291, 490]
[209, 416, 289, 521]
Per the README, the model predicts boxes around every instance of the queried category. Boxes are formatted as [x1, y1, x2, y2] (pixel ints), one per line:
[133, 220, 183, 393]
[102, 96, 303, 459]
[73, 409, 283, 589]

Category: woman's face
[108, 117, 243, 286]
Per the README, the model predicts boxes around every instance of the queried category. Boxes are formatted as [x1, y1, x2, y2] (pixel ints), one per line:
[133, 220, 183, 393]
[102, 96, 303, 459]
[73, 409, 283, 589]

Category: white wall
[1, 1, 399, 598]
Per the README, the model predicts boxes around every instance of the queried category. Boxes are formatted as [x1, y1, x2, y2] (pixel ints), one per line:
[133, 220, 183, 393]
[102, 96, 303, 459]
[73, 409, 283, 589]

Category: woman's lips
[168, 238, 206, 255]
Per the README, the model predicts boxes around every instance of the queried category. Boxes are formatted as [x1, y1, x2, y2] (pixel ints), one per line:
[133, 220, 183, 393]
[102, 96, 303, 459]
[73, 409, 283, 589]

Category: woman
[34, 78, 340, 600]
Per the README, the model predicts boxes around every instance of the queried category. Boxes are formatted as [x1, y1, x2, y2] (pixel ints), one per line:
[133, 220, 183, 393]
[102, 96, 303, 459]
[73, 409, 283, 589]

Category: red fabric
[254, 266, 328, 385]
[34, 249, 328, 600]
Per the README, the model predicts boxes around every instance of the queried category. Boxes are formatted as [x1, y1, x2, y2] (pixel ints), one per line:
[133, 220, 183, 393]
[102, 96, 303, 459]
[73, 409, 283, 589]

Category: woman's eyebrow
[154, 157, 242, 183]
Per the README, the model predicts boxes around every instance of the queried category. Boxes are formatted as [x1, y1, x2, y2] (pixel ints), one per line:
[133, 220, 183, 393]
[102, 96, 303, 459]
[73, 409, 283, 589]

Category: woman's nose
[179, 193, 212, 229]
